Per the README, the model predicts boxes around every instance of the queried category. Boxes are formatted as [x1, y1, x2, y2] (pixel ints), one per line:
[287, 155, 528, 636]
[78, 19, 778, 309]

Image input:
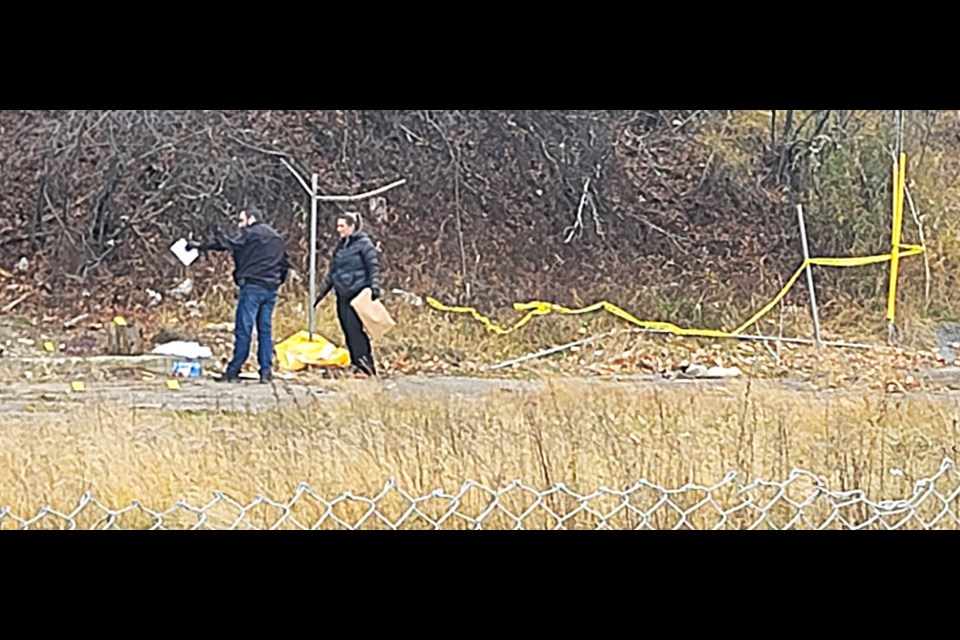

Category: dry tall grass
[2, 379, 958, 529]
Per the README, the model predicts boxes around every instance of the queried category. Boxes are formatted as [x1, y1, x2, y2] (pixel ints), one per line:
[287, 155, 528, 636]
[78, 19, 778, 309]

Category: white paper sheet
[170, 238, 199, 267]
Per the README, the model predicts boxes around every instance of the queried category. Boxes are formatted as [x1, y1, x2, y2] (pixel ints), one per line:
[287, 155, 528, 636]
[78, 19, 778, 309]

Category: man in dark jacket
[314, 212, 381, 377]
[188, 207, 291, 384]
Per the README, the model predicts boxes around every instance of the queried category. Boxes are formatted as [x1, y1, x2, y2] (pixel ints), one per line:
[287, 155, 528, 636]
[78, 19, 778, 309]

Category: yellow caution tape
[427, 244, 925, 339]
[887, 152, 908, 322]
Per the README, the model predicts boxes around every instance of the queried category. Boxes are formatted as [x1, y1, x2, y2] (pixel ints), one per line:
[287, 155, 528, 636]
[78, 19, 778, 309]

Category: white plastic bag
[170, 239, 199, 267]
[151, 341, 212, 359]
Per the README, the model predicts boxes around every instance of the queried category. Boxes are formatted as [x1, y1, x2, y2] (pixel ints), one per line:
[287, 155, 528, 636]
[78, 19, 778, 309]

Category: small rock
[153, 328, 191, 345]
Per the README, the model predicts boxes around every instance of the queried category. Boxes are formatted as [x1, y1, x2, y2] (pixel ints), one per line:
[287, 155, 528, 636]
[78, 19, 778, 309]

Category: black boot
[355, 356, 377, 378]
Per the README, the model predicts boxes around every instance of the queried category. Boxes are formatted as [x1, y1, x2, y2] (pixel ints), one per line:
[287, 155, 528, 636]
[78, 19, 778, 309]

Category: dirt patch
[0, 378, 326, 416]
[0, 369, 753, 416]
[4, 366, 960, 418]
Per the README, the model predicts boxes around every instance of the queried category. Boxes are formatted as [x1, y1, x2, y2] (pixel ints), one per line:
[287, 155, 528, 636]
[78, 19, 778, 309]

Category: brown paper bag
[350, 288, 397, 340]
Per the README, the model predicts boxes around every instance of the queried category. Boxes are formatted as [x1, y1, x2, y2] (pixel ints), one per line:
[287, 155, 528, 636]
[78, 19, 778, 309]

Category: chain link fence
[2, 458, 957, 530]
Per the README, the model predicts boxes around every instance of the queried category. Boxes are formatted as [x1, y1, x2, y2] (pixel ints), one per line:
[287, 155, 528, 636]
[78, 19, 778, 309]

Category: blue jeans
[226, 284, 278, 378]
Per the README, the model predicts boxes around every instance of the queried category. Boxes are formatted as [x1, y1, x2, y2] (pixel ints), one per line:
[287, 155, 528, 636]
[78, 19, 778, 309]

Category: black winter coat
[316, 232, 382, 303]
[199, 221, 291, 291]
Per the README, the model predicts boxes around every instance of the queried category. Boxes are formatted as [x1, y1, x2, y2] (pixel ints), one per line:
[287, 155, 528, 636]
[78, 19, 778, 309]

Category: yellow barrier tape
[427, 244, 925, 340]
[887, 153, 908, 322]
[732, 244, 924, 335]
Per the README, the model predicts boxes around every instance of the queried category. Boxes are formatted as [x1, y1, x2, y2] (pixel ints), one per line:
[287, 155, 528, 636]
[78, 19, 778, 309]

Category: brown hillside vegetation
[1, 110, 958, 342]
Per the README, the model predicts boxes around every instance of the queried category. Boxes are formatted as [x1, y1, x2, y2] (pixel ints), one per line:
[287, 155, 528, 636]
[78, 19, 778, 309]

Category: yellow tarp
[275, 331, 350, 372]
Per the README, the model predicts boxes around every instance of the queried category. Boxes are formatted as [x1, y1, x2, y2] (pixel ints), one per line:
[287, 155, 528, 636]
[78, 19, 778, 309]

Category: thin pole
[490, 330, 618, 371]
[316, 178, 406, 202]
[309, 173, 318, 341]
[490, 327, 876, 371]
[796, 204, 823, 347]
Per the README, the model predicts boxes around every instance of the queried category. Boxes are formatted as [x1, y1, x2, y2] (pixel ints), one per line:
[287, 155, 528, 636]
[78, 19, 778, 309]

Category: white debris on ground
[151, 341, 212, 359]
[392, 288, 423, 307]
[663, 362, 743, 380]
[170, 278, 194, 298]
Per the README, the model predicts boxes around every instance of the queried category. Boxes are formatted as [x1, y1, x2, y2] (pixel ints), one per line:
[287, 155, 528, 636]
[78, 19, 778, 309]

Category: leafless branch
[564, 177, 593, 243]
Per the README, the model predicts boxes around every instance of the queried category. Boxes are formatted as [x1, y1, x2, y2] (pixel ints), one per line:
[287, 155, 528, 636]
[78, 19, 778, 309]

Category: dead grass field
[2, 377, 958, 529]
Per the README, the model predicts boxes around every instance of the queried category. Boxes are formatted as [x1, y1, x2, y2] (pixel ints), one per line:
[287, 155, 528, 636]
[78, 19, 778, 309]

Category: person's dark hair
[339, 211, 362, 231]
[243, 206, 264, 222]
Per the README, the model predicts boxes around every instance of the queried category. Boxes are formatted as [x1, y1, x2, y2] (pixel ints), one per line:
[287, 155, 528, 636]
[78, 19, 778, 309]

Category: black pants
[337, 293, 376, 376]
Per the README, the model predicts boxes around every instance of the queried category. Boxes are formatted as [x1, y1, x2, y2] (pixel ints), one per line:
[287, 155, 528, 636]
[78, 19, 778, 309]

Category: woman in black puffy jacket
[314, 211, 382, 376]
